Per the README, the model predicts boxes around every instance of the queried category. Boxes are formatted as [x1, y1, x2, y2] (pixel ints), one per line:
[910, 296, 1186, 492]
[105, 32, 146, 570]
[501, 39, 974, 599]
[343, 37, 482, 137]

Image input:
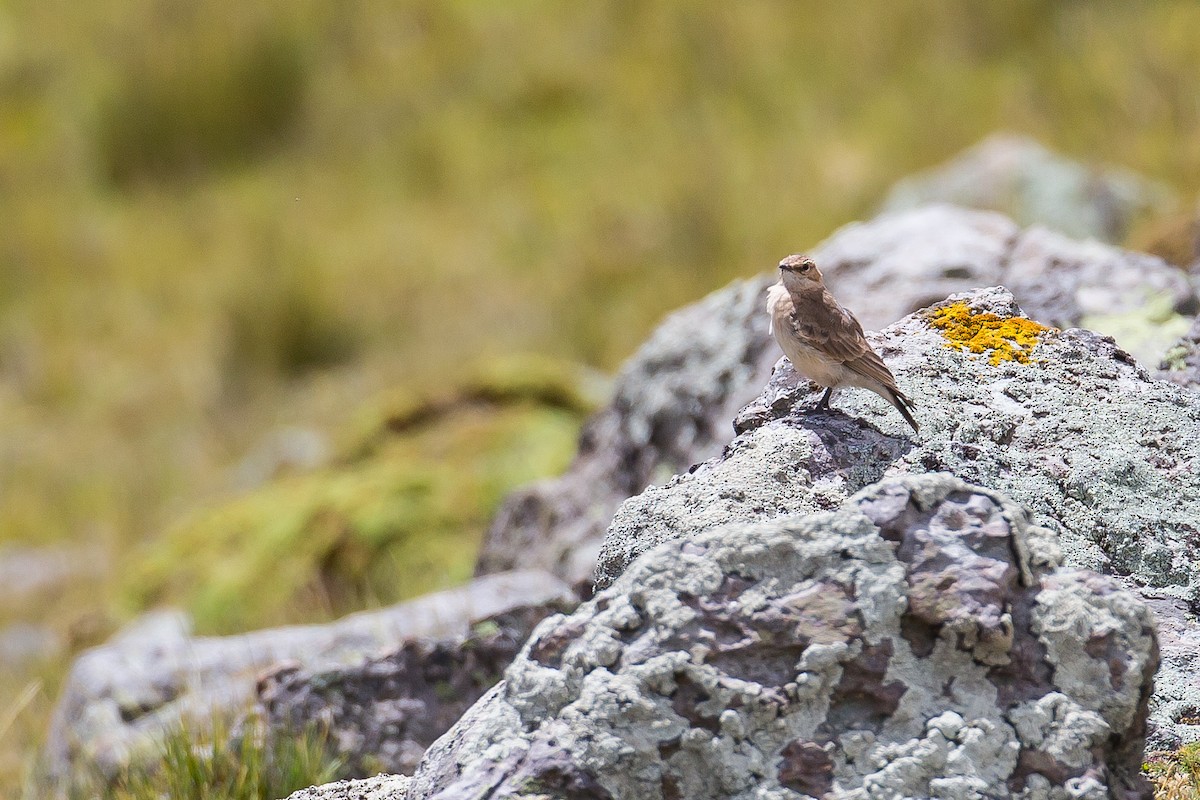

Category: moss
[120, 380, 587, 634]
[1080, 292, 1194, 367]
[926, 302, 1055, 365]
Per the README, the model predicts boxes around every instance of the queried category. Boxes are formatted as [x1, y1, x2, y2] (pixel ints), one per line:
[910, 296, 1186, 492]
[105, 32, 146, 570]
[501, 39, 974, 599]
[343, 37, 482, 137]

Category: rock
[481, 207, 1197, 594]
[475, 276, 779, 589]
[1135, 590, 1200, 751]
[1158, 316, 1200, 389]
[597, 285, 1199, 746]
[120, 356, 592, 634]
[1005, 226, 1196, 364]
[37, 570, 574, 797]
[256, 600, 573, 777]
[814, 205, 1017, 332]
[880, 133, 1174, 243]
[400, 475, 1157, 800]
[818, 206, 1195, 363]
[284, 775, 411, 800]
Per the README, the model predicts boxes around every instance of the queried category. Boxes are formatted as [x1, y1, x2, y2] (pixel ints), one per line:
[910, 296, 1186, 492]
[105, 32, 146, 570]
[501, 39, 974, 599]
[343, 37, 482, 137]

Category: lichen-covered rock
[401, 475, 1157, 800]
[284, 775, 411, 800]
[600, 287, 1200, 594]
[37, 571, 574, 798]
[475, 276, 779, 589]
[880, 133, 1174, 243]
[1158, 316, 1200, 389]
[817, 206, 1194, 362]
[256, 601, 573, 776]
[1134, 590, 1200, 751]
[597, 286, 1199, 747]
[480, 206, 1196, 593]
[1004, 226, 1195, 363]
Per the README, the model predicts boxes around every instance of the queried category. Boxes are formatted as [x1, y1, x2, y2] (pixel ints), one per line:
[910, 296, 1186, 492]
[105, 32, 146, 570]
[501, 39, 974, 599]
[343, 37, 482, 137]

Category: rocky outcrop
[393, 475, 1157, 800]
[599, 286, 1200, 594]
[255, 600, 573, 776]
[880, 133, 1174, 243]
[474, 276, 779, 589]
[38, 570, 573, 796]
[479, 206, 1197, 593]
[816, 207, 1195, 361]
[597, 285, 1200, 748]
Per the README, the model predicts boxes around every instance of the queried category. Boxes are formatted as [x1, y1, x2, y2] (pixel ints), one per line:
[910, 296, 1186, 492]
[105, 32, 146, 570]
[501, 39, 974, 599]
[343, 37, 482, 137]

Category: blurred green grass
[2, 0, 1200, 794]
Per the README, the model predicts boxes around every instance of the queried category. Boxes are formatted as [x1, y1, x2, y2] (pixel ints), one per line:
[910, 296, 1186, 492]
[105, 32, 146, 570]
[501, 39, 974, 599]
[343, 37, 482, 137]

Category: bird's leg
[816, 387, 833, 410]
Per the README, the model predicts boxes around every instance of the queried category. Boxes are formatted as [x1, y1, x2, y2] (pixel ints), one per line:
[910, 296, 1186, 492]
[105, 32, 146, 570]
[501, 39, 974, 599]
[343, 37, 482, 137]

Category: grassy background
[2, 1, 1200, 795]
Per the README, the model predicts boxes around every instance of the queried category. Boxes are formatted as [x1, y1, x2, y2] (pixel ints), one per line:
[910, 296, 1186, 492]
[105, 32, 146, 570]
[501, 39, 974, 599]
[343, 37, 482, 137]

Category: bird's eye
[799, 262, 810, 272]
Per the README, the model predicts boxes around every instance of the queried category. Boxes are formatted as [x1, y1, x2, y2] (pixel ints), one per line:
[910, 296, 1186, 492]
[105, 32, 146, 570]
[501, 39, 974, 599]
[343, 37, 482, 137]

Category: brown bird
[767, 254, 919, 433]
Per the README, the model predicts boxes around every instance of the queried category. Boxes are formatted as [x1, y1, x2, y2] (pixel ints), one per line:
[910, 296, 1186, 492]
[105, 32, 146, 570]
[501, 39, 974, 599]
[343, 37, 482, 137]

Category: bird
[766, 254, 919, 433]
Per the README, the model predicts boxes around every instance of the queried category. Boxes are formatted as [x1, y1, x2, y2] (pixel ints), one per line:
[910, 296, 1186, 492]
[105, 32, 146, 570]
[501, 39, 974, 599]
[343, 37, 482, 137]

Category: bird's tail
[888, 387, 920, 434]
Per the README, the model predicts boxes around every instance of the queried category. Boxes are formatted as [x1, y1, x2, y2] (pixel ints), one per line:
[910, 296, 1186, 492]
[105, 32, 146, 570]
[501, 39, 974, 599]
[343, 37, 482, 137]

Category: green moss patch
[120, 364, 592, 634]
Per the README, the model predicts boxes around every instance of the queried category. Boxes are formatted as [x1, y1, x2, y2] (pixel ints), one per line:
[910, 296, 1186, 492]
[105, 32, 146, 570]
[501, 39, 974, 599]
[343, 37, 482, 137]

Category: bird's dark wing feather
[791, 290, 901, 390]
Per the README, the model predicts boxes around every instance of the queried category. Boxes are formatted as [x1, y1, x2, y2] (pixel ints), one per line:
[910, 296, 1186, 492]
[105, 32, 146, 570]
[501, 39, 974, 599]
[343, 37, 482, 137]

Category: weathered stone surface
[598, 285, 1199, 747]
[1136, 590, 1200, 751]
[881, 133, 1174, 243]
[1004, 226, 1196, 364]
[474, 276, 779, 589]
[257, 600, 573, 777]
[399, 475, 1156, 800]
[480, 207, 1196, 594]
[818, 206, 1195, 362]
[1158, 316, 1200, 389]
[37, 570, 573, 797]
[284, 775, 411, 800]
[814, 205, 1017, 332]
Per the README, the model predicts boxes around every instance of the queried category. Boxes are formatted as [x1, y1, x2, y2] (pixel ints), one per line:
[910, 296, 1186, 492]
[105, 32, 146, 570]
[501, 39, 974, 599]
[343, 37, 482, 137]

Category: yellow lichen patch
[926, 302, 1055, 366]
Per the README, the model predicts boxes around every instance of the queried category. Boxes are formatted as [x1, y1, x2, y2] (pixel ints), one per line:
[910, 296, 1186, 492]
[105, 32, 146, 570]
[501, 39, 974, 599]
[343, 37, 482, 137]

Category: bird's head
[778, 254, 823, 292]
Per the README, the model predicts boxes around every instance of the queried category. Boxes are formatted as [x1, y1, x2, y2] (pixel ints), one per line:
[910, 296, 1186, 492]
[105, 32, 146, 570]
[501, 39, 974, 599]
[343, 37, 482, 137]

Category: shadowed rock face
[477, 206, 1196, 591]
[474, 276, 780, 591]
[255, 602, 572, 776]
[37, 571, 575, 797]
[389, 476, 1156, 800]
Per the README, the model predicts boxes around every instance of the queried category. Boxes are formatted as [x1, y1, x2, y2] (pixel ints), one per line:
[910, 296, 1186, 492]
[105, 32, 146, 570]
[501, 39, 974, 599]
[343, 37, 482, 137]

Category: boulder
[398, 475, 1157, 800]
[816, 207, 1194, 361]
[475, 276, 779, 589]
[1158, 316, 1200, 389]
[480, 207, 1196, 593]
[1135, 591, 1200, 751]
[256, 600, 573, 776]
[597, 285, 1200, 747]
[880, 133, 1174, 243]
[37, 570, 573, 796]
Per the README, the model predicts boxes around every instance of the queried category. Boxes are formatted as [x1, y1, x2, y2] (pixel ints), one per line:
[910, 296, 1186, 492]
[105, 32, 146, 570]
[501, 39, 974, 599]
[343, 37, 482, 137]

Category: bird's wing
[844, 349, 901, 391]
[789, 292, 900, 389]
